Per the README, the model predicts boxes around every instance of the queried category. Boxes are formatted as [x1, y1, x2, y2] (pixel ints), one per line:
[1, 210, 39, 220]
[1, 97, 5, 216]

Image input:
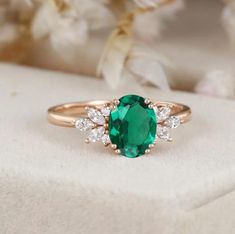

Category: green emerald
[108, 95, 157, 158]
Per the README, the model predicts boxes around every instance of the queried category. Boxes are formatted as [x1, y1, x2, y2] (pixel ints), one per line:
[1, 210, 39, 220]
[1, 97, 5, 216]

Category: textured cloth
[0, 64, 235, 234]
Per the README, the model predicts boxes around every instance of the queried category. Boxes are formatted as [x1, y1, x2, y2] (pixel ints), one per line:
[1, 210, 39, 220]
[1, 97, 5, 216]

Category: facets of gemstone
[157, 106, 171, 123]
[75, 118, 94, 131]
[102, 134, 111, 145]
[88, 126, 105, 142]
[87, 108, 105, 125]
[108, 95, 157, 158]
[101, 107, 111, 117]
[165, 116, 181, 128]
[157, 125, 172, 141]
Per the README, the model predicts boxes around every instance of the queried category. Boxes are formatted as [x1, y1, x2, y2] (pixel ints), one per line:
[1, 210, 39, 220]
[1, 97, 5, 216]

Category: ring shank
[48, 100, 191, 128]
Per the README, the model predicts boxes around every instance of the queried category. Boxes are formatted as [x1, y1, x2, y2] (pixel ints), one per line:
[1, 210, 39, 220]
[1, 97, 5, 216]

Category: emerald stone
[108, 95, 157, 158]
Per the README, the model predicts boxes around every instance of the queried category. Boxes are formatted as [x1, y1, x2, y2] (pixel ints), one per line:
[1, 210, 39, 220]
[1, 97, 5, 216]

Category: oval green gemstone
[108, 95, 157, 158]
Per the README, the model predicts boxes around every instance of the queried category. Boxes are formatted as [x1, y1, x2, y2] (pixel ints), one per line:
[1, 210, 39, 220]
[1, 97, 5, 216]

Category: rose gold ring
[48, 94, 191, 158]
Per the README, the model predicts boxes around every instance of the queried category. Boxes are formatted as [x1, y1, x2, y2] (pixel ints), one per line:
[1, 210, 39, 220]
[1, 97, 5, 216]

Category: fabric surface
[0, 63, 235, 234]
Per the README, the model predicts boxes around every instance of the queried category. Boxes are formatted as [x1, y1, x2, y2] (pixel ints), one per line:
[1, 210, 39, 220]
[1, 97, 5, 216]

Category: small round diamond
[75, 118, 94, 131]
[153, 106, 158, 114]
[102, 134, 111, 145]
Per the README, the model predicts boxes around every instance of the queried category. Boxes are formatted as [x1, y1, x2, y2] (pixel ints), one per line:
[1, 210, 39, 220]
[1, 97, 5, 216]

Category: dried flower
[0, 23, 20, 48]
[126, 44, 172, 90]
[195, 70, 235, 99]
[222, 1, 235, 48]
[133, 0, 184, 42]
[31, 0, 115, 62]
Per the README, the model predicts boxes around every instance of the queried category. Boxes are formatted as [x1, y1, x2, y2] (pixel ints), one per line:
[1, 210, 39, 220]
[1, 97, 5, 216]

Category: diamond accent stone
[157, 106, 171, 123]
[75, 118, 94, 131]
[102, 134, 111, 145]
[101, 107, 111, 117]
[165, 116, 181, 128]
[88, 126, 105, 142]
[87, 108, 105, 125]
[153, 106, 158, 114]
[157, 125, 172, 141]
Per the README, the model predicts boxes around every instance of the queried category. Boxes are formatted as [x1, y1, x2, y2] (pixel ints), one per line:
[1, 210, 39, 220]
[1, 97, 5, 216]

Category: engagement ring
[48, 94, 191, 158]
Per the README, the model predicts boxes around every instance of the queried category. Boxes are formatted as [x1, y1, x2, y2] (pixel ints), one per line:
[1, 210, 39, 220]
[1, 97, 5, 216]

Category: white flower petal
[31, 2, 58, 40]
[130, 44, 174, 68]
[127, 57, 170, 90]
[83, 3, 115, 30]
[71, 0, 115, 30]
[223, 2, 235, 48]
[195, 70, 235, 99]
[50, 18, 88, 61]
[134, 12, 163, 42]
[98, 34, 132, 89]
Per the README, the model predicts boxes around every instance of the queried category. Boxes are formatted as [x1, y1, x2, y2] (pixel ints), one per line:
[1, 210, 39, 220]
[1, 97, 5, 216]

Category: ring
[48, 94, 191, 158]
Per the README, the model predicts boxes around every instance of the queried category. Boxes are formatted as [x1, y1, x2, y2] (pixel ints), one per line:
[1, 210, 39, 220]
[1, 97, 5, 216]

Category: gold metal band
[48, 100, 191, 128]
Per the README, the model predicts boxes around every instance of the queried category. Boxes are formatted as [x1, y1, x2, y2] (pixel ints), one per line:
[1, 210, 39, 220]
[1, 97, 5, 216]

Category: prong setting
[144, 98, 151, 104]
[115, 149, 121, 154]
[145, 149, 151, 154]
[113, 99, 120, 105]
[148, 103, 154, 109]
[85, 138, 90, 144]
[111, 144, 117, 150]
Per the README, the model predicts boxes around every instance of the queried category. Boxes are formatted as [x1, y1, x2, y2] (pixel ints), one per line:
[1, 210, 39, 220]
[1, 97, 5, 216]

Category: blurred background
[0, 0, 235, 99]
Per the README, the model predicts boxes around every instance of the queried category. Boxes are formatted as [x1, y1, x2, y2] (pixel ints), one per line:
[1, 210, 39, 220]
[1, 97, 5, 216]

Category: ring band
[48, 94, 191, 158]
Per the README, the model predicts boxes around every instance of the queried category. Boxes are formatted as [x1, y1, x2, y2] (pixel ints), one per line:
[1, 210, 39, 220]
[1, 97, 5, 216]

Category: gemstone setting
[74, 94, 184, 156]
[88, 126, 105, 142]
[108, 95, 157, 158]
[75, 118, 94, 131]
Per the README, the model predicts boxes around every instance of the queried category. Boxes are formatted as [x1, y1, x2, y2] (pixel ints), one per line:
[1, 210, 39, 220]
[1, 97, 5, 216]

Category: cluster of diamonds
[75, 104, 112, 145]
[153, 105, 181, 142]
[75, 99, 181, 146]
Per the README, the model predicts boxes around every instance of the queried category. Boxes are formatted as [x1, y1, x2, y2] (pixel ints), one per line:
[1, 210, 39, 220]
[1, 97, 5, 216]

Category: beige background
[24, 0, 235, 92]
[1, 0, 235, 233]
[157, 0, 235, 90]
[0, 63, 235, 234]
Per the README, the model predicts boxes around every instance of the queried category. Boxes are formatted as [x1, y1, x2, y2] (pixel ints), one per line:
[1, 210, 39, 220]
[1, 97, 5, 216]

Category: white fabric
[0, 63, 235, 234]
